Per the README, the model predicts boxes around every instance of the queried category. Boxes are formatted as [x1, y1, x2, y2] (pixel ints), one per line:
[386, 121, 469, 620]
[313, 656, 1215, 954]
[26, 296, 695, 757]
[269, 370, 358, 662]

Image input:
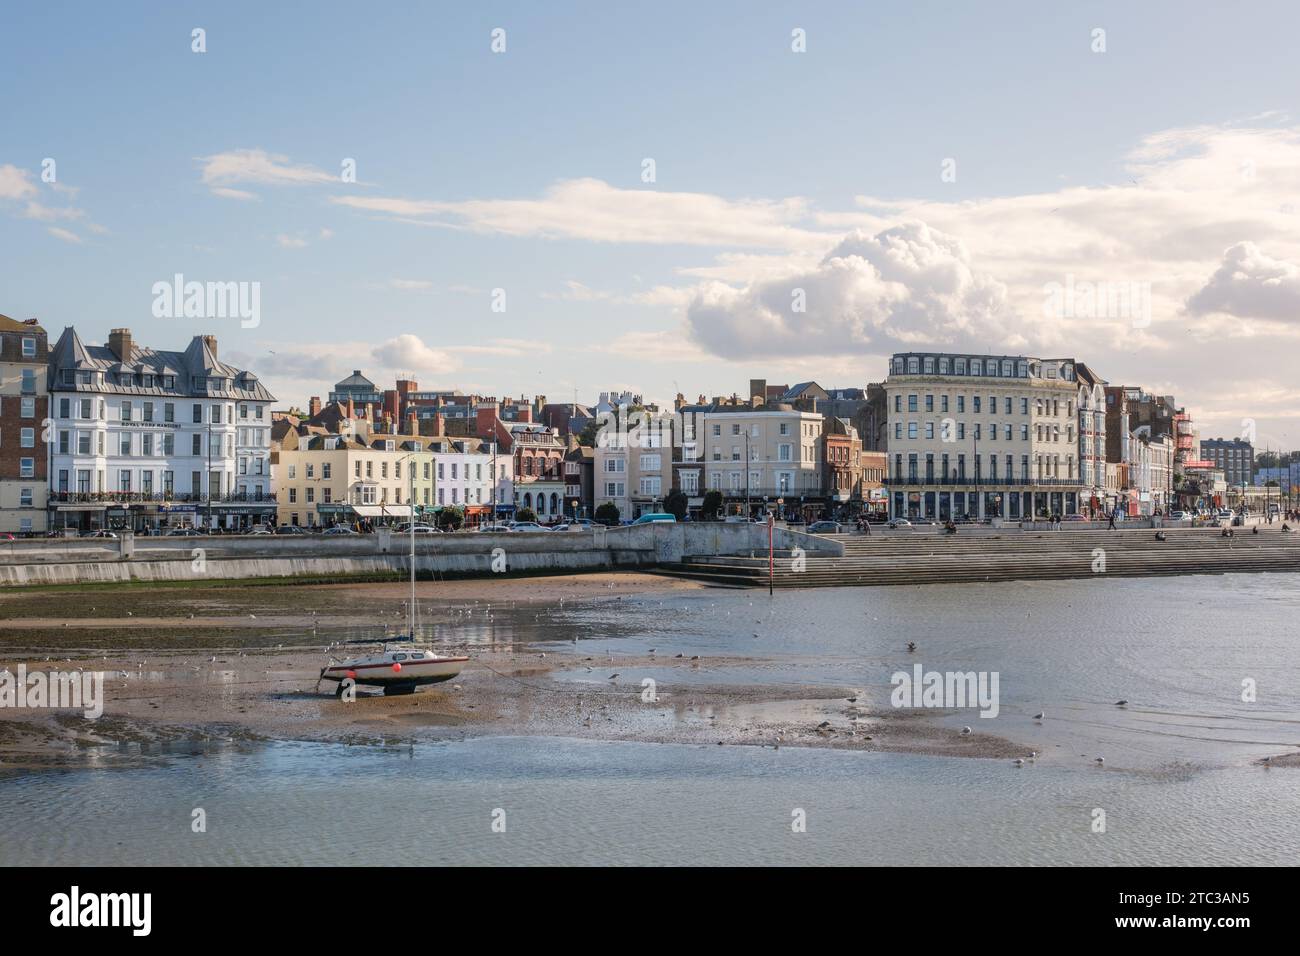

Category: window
[20, 427, 34, 448]
[121, 401, 133, 422]
[143, 401, 154, 422]
[925, 395, 934, 412]
[21, 369, 35, 393]
[120, 434, 131, 456]
[21, 396, 34, 417]
[778, 444, 792, 461]
[21, 337, 36, 357]
[941, 395, 949, 413]
[908, 394, 918, 412]
[193, 404, 202, 423]
[19, 487, 32, 506]
[192, 434, 202, 455]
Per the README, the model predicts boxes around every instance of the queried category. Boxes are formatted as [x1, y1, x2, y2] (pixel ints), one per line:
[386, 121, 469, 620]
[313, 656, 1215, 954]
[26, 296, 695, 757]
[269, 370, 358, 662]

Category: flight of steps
[655, 528, 1300, 589]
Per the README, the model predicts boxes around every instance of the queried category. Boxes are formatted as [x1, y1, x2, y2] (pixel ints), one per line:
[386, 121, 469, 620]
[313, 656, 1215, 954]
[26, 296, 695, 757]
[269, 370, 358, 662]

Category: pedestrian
[1107, 510, 1117, 531]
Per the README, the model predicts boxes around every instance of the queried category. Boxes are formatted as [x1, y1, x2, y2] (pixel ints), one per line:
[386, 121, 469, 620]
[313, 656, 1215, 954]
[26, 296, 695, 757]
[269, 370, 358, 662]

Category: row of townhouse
[591, 397, 887, 522]
[273, 432, 511, 528]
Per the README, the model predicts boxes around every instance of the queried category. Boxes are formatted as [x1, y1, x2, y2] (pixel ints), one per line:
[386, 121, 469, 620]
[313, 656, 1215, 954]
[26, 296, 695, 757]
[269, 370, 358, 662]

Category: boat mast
[409, 451, 416, 641]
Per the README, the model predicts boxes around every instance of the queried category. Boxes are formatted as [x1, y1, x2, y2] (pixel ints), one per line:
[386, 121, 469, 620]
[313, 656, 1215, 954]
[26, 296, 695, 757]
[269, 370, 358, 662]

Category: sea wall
[0, 524, 842, 587]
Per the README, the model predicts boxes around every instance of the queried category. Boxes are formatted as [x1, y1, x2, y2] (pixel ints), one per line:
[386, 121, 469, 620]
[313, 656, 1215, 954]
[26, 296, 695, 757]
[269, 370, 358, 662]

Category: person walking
[1107, 509, 1117, 531]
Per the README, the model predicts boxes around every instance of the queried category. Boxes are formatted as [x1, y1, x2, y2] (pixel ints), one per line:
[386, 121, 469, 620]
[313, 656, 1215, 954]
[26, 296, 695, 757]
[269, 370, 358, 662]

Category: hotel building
[883, 352, 1085, 520]
[47, 327, 275, 532]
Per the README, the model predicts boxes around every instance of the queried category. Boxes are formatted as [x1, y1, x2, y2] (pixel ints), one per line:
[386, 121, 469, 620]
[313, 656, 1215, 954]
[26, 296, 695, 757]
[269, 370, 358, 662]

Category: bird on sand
[1095, 757, 1105, 765]
[961, 726, 972, 736]
[1115, 699, 1128, 706]
[1033, 711, 1045, 720]
[907, 642, 916, 652]
[1013, 758, 1025, 766]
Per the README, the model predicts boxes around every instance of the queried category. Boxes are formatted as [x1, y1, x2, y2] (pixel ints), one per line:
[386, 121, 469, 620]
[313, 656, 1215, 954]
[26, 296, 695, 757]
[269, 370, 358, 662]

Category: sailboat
[318, 462, 469, 697]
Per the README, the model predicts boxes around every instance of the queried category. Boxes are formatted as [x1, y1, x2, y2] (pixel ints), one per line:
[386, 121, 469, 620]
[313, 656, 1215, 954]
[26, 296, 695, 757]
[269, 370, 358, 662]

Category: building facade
[883, 352, 1085, 520]
[1199, 438, 1254, 489]
[47, 328, 274, 532]
[0, 316, 48, 534]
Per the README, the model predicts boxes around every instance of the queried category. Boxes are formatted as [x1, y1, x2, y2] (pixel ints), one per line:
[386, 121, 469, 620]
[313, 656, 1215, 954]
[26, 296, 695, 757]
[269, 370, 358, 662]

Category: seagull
[907, 642, 916, 652]
[961, 726, 972, 736]
[1095, 757, 1105, 765]
[1115, 699, 1128, 706]
[608, 673, 619, 681]
[817, 721, 831, 729]
[1033, 711, 1045, 720]
[1013, 758, 1025, 766]
[845, 697, 858, 704]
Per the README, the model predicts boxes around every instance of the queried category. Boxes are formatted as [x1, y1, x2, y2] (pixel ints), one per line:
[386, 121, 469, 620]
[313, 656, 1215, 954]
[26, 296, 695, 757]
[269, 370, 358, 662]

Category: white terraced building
[883, 351, 1087, 521]
[47, 327, 275, 533]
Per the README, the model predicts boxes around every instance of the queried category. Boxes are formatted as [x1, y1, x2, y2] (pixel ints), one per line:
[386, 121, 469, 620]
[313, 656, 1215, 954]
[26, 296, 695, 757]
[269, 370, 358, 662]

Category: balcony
[49, 491, 277, 504]
[882, 477, 1084, 487]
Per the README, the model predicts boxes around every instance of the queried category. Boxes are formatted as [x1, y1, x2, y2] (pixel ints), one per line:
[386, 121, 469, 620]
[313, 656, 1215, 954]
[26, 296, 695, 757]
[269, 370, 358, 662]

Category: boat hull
[321, 656, 467, 687]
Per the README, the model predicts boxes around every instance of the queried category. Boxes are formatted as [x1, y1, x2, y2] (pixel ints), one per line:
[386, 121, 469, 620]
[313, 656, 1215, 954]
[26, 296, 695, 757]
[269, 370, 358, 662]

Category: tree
[515, 507, 537, 523]
[595, 502, 620, 525]
[701, 490, 723, 520]
[436, 506, 464, 530]
[663, 489, 688, 520]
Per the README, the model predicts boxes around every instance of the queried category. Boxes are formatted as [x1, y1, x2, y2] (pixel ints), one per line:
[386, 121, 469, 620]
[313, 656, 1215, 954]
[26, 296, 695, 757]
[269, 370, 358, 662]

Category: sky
[2, 1, 1299, 448]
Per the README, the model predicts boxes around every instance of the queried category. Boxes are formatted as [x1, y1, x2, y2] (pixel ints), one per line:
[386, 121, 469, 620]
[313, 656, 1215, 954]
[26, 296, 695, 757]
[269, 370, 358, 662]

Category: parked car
[245, 526, 273, 535]
[395, 523, 439, 534]
[506, 521, 548, 532]
[476, 523, 512, 532]
[807, 520, 842, 534]
[82, 530, 118, 538]
[0, 532, 14, 541]
[632, 513, 677, 524]
[1167, 511, 1188, 520]
[887, 519, 913, 530]
[273, 525, 307, 535]
[322, 526, 356, 535]
[1062, 514, 1091, 522]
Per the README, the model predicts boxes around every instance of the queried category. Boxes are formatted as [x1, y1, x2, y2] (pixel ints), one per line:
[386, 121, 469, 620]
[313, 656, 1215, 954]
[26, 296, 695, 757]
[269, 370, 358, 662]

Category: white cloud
[371, 333, 459, 374]
[390, 278, 434, 291]
[0, 164, 37, 201]
[199, 148, 337, 199]
[276, 234, 309, 248]
[330, 177, 828, 249]
[1186, 241, 1300, 323]
[686, 222, 1017, 359]
[47, 226, 83, 244]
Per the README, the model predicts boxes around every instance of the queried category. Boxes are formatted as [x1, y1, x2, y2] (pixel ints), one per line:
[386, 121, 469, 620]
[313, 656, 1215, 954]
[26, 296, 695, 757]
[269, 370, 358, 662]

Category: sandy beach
[0, 572, 1028, 772]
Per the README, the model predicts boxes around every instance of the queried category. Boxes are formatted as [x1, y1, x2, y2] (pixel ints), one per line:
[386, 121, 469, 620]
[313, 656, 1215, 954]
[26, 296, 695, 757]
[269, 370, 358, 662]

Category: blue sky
[3, 1, 1299, 446]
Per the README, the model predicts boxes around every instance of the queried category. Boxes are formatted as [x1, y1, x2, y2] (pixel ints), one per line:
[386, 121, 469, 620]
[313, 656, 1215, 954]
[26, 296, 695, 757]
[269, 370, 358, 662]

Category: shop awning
[352, 505, 413, 518]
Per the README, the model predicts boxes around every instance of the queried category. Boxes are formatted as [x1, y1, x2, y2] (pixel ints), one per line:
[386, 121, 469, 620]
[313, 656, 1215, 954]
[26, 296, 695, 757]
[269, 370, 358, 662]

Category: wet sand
[5, 572, 1279, 773]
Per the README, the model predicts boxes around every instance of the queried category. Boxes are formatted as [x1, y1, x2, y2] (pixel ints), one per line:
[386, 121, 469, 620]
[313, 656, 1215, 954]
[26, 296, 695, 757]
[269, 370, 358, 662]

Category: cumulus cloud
[370, 333, 459, 374]
[1186, 241, 1300, 322]
[686, 222, 1017, 359]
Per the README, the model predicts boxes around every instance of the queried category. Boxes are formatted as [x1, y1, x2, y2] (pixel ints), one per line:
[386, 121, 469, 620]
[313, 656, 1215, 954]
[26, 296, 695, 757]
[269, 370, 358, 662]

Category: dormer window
[907, 357, 919, 373]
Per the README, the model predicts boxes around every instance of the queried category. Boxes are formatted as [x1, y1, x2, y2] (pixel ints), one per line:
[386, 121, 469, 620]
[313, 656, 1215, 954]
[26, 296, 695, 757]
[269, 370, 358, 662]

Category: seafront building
[0, 315, 48, 534]
[1200, 437, 1254, 489]
[882, 352, 1086, 520]
[46, 327, 275, 532]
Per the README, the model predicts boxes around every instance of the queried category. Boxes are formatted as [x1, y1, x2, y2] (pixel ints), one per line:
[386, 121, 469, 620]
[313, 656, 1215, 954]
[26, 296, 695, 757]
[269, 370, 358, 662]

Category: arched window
[523, 492, 532, 508]
[550, 493, 559, 513]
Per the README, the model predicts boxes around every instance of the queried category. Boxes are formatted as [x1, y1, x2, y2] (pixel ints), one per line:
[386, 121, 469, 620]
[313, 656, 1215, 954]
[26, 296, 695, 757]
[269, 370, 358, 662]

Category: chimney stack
[308, 396, 322, 418]
[108, 328, 133, 362]
[202, 334, 218, 359]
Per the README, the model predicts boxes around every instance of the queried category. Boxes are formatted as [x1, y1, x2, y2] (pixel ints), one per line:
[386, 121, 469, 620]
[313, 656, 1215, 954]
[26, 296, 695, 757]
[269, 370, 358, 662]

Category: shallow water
[2, 573, 1298, 866]
[2, 735, 1294, 866]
